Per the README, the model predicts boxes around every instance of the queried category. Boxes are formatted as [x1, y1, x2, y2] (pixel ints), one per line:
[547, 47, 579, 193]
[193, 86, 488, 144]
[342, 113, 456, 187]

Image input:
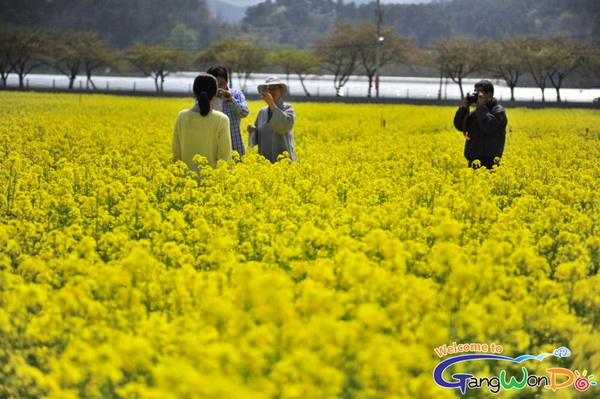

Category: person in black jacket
[453, 80, 507, 169]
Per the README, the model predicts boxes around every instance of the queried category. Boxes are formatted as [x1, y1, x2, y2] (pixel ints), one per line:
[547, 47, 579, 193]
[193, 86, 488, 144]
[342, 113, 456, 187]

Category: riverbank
[3, 86, 598, 110]
[4, 72, 600, 103]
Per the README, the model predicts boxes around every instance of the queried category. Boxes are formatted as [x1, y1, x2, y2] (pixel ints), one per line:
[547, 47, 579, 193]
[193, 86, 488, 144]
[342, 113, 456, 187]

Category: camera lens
[466, 92, 478, 104]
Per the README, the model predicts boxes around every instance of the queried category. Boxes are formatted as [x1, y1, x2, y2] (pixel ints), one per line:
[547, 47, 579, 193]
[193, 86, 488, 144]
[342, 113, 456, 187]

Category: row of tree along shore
[2, 24, 599, 102]
[4, 85, 599, 110]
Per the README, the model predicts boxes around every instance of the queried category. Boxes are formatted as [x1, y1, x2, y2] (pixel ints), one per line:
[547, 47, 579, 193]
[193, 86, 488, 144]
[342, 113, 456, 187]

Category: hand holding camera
[465, 91, 487, 107]
[466, 92, 479, 104]
[216, 89, 233, 101]
[258, 85, 275, 107]
[258, 85, 269, 95]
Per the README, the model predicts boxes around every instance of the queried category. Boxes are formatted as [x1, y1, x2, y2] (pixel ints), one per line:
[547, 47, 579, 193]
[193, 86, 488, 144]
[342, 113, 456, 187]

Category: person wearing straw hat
[246, 76, 297, 163]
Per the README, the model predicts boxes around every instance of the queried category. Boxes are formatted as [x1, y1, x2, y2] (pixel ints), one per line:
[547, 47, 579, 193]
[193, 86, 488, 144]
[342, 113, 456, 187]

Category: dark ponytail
[198, 91, 211, 116]
[193, 73, 218, 117]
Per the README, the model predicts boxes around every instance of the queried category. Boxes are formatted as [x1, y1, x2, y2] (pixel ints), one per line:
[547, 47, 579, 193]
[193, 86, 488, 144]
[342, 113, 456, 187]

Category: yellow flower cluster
[1, 92, 599, 398]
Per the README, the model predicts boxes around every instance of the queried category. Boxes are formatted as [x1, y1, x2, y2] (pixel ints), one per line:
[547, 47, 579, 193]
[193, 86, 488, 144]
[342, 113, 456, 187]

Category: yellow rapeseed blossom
[1, 91, 599, 397]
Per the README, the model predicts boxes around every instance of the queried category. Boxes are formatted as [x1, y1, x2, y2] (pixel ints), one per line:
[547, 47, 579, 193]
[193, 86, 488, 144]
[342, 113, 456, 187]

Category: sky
[221, 0, 434, 6]
[211, 0, 436, 22]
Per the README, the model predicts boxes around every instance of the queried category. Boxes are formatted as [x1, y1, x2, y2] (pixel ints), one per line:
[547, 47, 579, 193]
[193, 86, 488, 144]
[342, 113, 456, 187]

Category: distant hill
[1, 0, 597, 50]
[204, 0, 440, 24]
[239, 0, 599, 48]
[352, 0, 436, 3]
[207, 0, 247, 22]
[217, 0, 262, 6]
[217, 0, 436, 4]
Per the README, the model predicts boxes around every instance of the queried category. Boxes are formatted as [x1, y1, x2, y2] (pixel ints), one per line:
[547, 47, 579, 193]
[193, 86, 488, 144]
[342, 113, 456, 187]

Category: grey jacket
[251, 100, 297, 163]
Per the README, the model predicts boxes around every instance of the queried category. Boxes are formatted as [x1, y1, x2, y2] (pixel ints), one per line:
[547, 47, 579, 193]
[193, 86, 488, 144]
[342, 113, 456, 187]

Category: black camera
[466, 92, 479, 104]
[217, 89, 224, 98]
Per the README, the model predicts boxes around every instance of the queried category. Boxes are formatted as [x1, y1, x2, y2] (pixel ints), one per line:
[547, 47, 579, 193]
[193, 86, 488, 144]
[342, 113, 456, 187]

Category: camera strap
[462, 114, 470, 140]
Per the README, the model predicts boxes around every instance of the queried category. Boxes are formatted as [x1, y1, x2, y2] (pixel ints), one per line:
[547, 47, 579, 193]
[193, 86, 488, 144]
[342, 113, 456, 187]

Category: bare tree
[272, 49, 298, 91]
[4, 25, 46, 88]
[195, 39, 268, 91]
[433, 37, 489, 99]
[127, 43, 190, 92]
[350, 23, 419, 98]
[272, 49, 321, 96]
[522, 37, 553, 102]
[546, 36, 596, 102]
[315, 23, 359, 96]
[46, 31, 83, 89]
[81, 34, 122, 90]
[486, 36, 528, 101]
[46, 31, 122, 90]
[0, 25, 15, 87]
[581, 43, 600, 82]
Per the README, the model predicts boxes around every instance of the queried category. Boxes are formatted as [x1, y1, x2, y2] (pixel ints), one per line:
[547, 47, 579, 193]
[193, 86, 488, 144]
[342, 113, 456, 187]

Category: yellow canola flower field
[0, 91, 599, 398]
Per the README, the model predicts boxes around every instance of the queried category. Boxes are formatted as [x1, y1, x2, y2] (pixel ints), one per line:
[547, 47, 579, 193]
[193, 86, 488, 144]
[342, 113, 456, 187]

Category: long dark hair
[193, 73, 218, 116]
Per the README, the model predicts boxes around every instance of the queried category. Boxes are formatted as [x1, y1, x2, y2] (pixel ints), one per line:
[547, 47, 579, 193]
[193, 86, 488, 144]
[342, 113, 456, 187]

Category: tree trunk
[550, 74, 563, 102]
[154, 75, 160, 92]
[367, 74, 374, 98]
[298, 75, 311, 96]
[334, 77, 343, 97]
[438, 69, 443, 100]
[87, 72, 97, 90]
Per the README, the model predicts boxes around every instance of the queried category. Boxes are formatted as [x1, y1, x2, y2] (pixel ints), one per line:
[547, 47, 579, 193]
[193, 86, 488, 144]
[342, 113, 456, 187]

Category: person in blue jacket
[205, 65, 249, 157]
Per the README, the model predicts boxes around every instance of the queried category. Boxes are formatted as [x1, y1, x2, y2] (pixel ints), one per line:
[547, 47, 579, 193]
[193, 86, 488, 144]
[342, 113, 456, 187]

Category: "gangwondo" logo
[432, 343, 596, 395]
